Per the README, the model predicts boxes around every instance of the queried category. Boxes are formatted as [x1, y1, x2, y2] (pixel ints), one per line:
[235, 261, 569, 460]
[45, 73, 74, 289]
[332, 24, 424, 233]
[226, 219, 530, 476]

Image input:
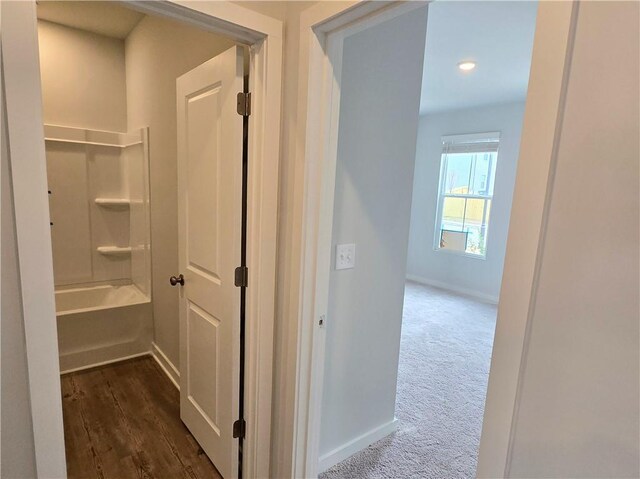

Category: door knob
[169, 274, 185, 286]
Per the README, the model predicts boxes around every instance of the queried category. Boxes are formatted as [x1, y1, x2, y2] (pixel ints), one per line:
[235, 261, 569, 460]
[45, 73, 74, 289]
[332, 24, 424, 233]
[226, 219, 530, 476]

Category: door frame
[287, 1, 578, 478]
[2, 1, 282, 477]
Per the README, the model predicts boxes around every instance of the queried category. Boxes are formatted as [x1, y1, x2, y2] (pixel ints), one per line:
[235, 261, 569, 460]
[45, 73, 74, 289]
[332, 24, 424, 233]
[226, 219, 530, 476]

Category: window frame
[433, 132, 501, 259]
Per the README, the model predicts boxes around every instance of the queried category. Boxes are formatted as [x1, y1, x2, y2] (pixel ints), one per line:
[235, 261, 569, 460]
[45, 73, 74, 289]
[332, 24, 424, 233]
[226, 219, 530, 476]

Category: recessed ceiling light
[458, 61, 477, 72]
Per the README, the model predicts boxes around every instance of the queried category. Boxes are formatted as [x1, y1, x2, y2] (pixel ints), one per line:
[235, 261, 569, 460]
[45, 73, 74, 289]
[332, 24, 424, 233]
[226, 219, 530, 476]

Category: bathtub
[55, 284, 153, 373]
[55, 284, 149, 316]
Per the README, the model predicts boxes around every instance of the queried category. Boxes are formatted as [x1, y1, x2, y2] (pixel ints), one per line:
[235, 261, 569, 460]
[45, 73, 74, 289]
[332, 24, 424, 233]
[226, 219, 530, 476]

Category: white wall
[267, 3, 326, 476]
[125, 15, 235, 371]
[407, 102, 526, 302]
[38, 20, 127, 132]
[319, 7, 428, 466]
[1, 86, 38, 479]
[506, 2, 639, 476]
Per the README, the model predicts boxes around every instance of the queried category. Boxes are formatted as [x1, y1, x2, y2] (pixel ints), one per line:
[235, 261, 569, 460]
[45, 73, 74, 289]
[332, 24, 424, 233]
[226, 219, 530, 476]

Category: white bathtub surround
[55, 284, 149, 316]
[126, 127, 152, 297]
[45, 124, 153, 372]
[56, 287, 152, 373]
[55, 284, 152, 373]
[45, 124, 151, 291]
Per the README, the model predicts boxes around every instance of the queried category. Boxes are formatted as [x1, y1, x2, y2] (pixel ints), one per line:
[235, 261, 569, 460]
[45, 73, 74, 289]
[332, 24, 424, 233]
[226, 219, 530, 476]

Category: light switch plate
[335, 243, 356, 270]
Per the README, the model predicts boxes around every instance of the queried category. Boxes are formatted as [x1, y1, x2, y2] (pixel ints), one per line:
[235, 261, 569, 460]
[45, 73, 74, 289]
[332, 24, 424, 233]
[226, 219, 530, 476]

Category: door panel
[186, 85, 221, 277]
[177, 45, 243, 479]
[187, 303, 221, 431]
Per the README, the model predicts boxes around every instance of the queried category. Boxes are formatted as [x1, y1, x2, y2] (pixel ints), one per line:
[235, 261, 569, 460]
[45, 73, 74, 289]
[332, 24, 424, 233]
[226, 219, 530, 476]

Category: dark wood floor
[61, 356, 222, 479]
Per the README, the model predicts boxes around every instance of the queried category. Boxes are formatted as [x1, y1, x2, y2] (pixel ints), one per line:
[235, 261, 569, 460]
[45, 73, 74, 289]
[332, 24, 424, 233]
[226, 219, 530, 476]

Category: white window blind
[441, 132, 500, 154]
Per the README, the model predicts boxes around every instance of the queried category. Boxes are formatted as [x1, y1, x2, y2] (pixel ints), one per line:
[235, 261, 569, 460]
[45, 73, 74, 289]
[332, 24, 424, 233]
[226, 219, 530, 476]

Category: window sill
[433, 247, 487, 260]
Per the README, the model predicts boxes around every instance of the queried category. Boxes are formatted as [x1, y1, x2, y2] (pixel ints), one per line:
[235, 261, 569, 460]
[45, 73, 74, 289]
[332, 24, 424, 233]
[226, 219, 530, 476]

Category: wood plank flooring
[61, 356, 222, 479]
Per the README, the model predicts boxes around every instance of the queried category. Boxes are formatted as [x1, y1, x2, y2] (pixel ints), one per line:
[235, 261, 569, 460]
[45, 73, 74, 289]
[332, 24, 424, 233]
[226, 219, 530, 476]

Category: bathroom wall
[125, 15, 235, 372]
[38, 20, 127, 132]
[39, 21, 132, 288]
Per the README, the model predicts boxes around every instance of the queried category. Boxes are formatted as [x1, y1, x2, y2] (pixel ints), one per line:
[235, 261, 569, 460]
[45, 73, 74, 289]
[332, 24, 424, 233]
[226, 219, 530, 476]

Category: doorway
[290, 1, 556, 477]
[37, 2, 245, 477]
[1, 1, 281, 477]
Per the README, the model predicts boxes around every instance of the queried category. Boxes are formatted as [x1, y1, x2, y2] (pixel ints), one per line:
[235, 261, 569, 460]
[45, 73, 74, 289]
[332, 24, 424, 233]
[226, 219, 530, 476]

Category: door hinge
[233, 418, 246, 439]
[234, 266, 248, 288]
[237, 92, 251, 116]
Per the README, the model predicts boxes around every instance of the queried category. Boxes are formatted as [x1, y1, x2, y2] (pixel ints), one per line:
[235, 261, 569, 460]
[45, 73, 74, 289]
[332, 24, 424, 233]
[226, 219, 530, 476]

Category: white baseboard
[406, 274, 499, 304]
[60, 351, 150, 375]
[60, 342, 182, 391]
[59, 339, 151, 374]
[318, 418, 398, 473]
[151, 342, 180, 390]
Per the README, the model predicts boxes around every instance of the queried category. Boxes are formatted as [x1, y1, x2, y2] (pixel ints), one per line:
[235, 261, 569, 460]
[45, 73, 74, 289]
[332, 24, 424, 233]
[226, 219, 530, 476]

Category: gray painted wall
[407, 102, 526, 302]
[319, 7, 428, 460]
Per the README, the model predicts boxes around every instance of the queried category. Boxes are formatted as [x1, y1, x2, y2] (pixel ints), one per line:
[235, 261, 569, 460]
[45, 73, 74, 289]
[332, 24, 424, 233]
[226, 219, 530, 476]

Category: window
[434, 132, 500, 258]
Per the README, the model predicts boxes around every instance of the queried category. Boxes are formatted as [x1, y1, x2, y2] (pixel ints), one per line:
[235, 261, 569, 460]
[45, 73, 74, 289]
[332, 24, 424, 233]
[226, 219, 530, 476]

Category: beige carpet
[320, 281, 497, 479]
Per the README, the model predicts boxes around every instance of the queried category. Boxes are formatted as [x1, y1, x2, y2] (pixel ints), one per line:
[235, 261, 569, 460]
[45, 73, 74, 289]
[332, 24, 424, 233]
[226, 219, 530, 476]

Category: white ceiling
[37, 1, 537, 111]
[37, 1, 145, 39]
[420, 1, 538, 114]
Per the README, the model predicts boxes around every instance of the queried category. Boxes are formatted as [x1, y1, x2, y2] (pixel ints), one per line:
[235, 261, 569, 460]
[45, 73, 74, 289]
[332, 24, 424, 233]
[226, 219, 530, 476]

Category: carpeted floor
[320, 281, 497, 479]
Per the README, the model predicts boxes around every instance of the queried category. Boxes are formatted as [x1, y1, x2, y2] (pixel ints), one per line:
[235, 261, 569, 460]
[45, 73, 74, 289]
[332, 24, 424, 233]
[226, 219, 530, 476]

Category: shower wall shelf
[97, 246, 132, 256]
[95, 198, 130, 207]
[44, 124, 143, 148]
[47, 123, 151, 301]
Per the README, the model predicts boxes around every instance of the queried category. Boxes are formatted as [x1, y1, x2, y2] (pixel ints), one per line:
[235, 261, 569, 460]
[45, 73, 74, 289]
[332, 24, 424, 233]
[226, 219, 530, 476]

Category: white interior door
[176, 45, 243, 479]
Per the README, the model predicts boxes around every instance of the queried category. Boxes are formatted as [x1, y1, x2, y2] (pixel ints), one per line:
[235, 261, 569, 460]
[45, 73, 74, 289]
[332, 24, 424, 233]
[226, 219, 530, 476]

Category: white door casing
[289, 2, 577, 478]
[176, 45, 243, 479]
[1, 2, 67, 476]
